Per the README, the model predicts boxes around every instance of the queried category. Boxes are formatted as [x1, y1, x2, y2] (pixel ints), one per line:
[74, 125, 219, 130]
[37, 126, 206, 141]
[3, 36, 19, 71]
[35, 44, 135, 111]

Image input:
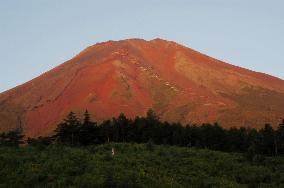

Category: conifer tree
[277, 120, 284, 154]
[113, 113, 131, 142]
[259, 124, 276, 155]
[79, 110, 98, 145]
[54, 111, 81, 145]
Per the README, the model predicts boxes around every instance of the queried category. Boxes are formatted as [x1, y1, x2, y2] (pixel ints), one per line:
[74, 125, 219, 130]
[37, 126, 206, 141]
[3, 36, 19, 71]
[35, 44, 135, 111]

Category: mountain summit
[1, 38, 284, 137]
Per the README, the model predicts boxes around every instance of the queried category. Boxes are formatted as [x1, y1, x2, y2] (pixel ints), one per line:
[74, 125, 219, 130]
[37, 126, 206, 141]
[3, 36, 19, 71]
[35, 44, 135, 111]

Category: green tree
[142, 109, 160, 143]
[146, 109, 159, 123]
[79, 110, 98, 145]
[258, 124, 276, 155]
[0, 129, 24, 147]
[54, 112, 81, 145]
[276, 120, 284, 154]
[100, 120, 113, 143]
[113, 113, 131, 142]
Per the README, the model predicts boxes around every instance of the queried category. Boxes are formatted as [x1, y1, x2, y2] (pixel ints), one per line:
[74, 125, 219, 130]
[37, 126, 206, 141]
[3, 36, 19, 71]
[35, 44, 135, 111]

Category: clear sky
[0, 0, 283, 92]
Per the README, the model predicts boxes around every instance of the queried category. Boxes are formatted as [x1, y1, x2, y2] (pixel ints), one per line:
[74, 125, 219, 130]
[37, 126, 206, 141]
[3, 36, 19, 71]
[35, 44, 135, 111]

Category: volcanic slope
[1, 38, 284, 137]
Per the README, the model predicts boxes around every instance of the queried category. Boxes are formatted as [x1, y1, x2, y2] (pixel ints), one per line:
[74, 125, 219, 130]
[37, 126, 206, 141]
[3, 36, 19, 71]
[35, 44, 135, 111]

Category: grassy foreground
[0, 144, 284, 188]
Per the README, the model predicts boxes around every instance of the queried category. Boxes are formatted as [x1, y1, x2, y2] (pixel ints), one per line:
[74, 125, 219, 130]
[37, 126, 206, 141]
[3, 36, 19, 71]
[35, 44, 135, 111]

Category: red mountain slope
[1, 38, 284, 137]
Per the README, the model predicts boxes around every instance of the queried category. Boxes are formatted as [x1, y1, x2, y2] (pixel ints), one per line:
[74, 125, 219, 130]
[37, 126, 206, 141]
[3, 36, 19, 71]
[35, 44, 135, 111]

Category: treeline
[0, 129, 24, 147]
[1, 109, 284, 156]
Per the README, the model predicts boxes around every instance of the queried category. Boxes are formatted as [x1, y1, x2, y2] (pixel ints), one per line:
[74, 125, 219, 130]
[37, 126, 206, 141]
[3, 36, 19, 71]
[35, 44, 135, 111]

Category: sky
[0, 0, 283, 92]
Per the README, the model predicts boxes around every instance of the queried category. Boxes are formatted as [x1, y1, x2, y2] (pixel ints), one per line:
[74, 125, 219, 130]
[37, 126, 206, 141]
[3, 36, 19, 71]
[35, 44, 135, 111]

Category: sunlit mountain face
[1, 38, 284, 137]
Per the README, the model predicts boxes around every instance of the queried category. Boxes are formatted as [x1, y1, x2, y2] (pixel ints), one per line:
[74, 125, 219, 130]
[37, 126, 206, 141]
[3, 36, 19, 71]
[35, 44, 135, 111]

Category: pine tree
[79, 110, 98, 145]
[143, 109, 160, 142]
[259, 124, 276, 155]
[54, 111, 81, 145]
[277, 120, 284, 154]
[113, 113, 131, 142]
[146, 109, 159, 123]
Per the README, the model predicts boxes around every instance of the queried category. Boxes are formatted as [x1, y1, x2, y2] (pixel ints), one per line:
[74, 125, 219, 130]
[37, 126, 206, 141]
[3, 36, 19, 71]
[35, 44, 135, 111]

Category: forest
[1, 110, 284, 187]
[1, 109, 284, 157]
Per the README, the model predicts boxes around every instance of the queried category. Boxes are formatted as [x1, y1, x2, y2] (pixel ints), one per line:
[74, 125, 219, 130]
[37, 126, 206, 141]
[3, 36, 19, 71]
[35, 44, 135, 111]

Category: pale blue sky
[0, 0, 283, 92]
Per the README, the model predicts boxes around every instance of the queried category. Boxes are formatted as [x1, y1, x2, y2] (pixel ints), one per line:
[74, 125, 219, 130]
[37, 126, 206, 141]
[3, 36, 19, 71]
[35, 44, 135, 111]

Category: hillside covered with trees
[1, 109, 284, 156]
[27, 110, 284, 156]
[1, 110, 284, 187]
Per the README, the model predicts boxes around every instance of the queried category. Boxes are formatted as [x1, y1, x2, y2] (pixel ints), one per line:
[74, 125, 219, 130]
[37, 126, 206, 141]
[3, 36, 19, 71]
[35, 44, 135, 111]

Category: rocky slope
[1, 38, 284, 137]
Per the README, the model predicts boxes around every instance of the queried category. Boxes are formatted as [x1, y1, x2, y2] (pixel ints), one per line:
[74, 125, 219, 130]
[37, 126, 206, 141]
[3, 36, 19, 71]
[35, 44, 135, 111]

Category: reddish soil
[1, 38, 284, 137]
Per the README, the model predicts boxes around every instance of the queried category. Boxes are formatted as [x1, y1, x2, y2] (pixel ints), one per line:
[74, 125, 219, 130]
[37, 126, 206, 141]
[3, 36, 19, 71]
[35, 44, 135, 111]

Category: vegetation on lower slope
[0, 143, 284, 188]
[27, 110, 284, 156]
[1, 110, 284, 187]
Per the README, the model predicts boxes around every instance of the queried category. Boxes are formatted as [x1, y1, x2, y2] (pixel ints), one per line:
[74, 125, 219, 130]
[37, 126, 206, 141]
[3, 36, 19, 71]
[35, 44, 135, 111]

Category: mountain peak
[1, 39, 284, 137]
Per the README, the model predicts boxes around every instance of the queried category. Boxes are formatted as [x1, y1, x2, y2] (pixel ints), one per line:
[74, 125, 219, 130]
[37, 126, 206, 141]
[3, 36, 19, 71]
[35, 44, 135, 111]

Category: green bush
[0, 144, 283, 187]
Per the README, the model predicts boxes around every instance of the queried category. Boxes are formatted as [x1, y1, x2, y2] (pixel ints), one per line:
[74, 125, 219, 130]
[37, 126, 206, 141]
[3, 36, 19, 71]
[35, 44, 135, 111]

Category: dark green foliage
[54, 111, 81, 145]
[112, 113, 132, 142]
[1, 143, 284, 188]
[258, 124, 277, 155]
[0, 129, 24, 147]
[146, 138, 154, 151]
[79, 110, 99, 145]
[27, 136, 53, 149]
[48, 110, 284, 156]
[246, 144, 257, 161]
[1, 112, 284, 187]
[277, 122, 284, 155]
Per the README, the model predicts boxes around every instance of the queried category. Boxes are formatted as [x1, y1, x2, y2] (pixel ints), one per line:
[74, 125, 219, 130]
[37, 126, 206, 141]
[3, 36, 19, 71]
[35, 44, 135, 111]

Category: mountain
[1, 38, 284, 137]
